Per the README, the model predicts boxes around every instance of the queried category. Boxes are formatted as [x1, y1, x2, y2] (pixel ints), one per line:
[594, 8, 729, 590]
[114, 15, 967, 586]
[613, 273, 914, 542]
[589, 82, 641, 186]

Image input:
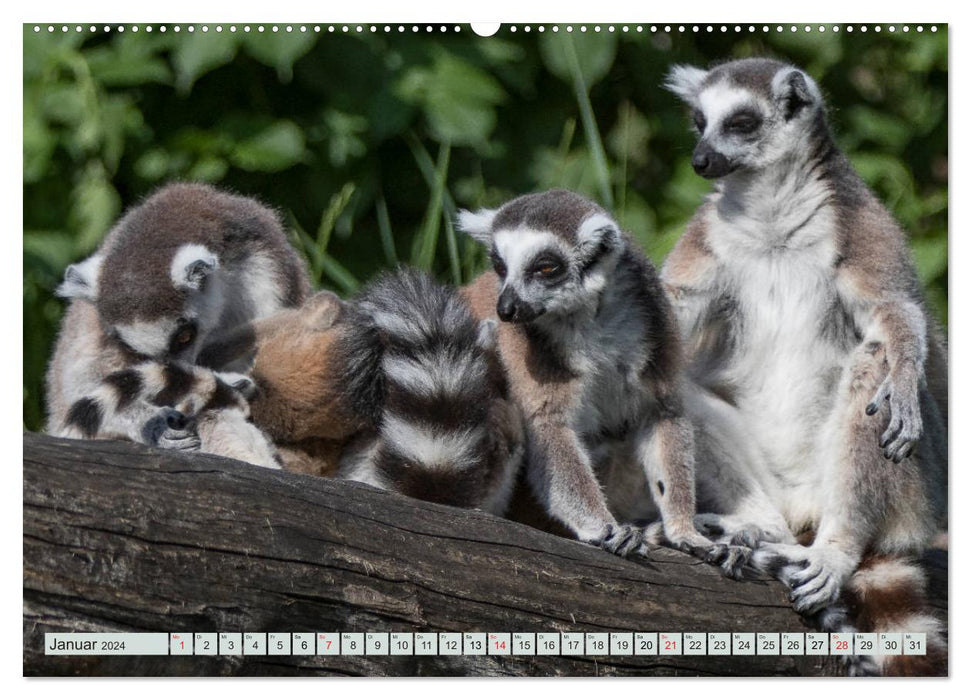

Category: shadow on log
[23, 432, 946, 676]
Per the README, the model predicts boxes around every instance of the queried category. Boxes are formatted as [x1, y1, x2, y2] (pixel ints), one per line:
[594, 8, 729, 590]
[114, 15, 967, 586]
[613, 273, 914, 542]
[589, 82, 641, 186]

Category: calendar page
[22, 16, 949, 679]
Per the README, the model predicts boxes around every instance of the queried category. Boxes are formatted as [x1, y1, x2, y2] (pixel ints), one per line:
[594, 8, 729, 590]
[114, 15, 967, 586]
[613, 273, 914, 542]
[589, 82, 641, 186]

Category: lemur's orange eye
[538, 265, 558, 275]
[174, 327, 195, 348]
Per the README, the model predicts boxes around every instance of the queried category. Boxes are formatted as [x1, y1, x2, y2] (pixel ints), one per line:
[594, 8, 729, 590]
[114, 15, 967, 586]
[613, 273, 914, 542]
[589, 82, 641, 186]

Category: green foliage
[22, 24, 948, 431]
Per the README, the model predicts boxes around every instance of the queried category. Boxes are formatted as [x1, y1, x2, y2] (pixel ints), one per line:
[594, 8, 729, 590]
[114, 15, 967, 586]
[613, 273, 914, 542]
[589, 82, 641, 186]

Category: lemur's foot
[143, 407, 200, 451]
[694, 513, 788, 552]
[593, 523, 651, 559]
[752, 542, 855, 614]
[670, 529, 752, 579]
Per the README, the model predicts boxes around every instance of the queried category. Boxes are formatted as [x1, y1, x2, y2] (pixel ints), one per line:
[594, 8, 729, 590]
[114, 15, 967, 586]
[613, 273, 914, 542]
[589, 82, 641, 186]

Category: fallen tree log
[23, 432, 946, 676]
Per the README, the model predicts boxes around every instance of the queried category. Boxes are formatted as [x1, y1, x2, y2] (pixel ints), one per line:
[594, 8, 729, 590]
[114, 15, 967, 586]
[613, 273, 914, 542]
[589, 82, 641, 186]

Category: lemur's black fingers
[730, 526, 766, 550]
[720, 546, 754, 580]
[888, 436, 917, 463]
[158, 431, 202, 451]
[866, 376, 892, 416]
[894, 442, 916, 463]
[598, 524, 649, 559]
[880, 418, 902, 449]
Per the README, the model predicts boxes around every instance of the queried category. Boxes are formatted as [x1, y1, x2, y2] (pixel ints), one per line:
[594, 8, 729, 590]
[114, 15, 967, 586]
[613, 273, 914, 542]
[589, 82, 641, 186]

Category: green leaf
[87, 34, 173, 87]
[187, 155, 229, 182]
[172, 32, 239, 93]
[23, 98, 56, 184]
[230, 120, 306, 172]
[23, 231, 77, 278]
[396, 51, 505, 147]
[323, 109, 368, 167]
[69, 164, 121, 253]
[242, 31, 316, 82]
[134, 148, 171, 181]
[539, 31, 617, 88]
[911, 236, 947, 285]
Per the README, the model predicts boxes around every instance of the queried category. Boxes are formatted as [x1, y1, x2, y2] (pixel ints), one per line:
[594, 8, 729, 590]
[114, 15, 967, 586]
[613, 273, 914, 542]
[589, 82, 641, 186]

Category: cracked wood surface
[24, 431, 942, 677]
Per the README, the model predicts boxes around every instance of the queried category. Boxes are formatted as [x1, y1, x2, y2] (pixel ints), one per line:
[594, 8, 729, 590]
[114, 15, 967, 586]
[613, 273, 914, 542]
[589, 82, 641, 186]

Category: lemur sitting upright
[458, 189, 747, 567]
[664, 58, 947, 674]
[46, 182, 310, 467]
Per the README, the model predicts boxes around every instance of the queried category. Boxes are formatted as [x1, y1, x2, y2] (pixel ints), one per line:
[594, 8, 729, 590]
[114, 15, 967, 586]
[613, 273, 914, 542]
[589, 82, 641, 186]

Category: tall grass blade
[563, 35, 613, 209]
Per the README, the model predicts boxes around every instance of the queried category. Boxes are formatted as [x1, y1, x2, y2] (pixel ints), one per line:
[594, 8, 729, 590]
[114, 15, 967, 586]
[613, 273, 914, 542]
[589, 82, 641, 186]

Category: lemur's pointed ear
[772, 68, 821, 120]
[171, 244, 219, 291]
[575, 213, 621, 267]
[664, 64, 708, 104]
[456, 208, 497, 244]
[56, 253, 104, 301]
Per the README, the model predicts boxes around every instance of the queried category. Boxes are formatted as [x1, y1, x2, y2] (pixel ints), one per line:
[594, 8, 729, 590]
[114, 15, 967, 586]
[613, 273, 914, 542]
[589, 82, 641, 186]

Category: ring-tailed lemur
[46, 182, 310, 466]
[663, 58, 947, 674]
[214, 268, 524, 515]
[458, 189, 748, 567]
[63, 361, 281, 469]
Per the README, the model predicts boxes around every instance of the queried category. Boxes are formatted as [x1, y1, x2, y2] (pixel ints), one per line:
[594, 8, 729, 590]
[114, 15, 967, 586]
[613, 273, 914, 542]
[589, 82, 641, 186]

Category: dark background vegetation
[23, 24, 948, 430]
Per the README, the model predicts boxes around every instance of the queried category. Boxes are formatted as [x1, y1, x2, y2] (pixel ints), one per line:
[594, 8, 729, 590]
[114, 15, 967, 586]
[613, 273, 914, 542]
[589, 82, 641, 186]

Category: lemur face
[58, 242, 225, 362]
[459, 190, 623, 324]
[664, 58, 823, 178]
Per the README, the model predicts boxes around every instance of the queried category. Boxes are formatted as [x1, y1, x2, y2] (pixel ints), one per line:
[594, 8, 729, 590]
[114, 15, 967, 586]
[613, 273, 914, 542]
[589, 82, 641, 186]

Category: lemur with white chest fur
[46, 182, 310, 468]
[459, 190, 749, 568]
[664, 58, 947, 674]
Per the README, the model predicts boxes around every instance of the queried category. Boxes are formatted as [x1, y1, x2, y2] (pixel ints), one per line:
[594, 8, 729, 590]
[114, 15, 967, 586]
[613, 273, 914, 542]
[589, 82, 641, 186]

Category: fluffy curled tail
[339, 267, 522, 514]
[752, 542, 946, 676]
[838, 554, 947, 676]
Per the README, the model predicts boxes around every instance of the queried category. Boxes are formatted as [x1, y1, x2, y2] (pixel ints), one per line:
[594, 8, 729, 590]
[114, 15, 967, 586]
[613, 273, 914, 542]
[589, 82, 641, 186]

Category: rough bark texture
[23, 432, 945, 677]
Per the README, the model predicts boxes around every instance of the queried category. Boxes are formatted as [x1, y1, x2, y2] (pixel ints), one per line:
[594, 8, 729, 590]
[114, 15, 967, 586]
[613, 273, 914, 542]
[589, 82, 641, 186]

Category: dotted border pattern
[31, 24, 940, 35]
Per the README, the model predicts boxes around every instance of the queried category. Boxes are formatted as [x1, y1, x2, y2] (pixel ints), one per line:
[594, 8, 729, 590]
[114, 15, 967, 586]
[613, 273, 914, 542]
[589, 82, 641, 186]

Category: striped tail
[341, 267, 522, 514]
[839, 554, 947, 676]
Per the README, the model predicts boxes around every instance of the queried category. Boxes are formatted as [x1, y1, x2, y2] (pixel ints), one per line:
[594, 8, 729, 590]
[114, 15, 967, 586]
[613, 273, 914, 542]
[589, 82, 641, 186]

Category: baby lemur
[664, 58, 947, 674]
[46, 182, 309, 467]
[459, 189, 745, 565]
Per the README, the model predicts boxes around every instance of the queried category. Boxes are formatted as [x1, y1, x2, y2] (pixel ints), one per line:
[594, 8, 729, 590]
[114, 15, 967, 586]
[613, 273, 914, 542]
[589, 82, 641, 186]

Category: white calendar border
[7, 0, 961, 696]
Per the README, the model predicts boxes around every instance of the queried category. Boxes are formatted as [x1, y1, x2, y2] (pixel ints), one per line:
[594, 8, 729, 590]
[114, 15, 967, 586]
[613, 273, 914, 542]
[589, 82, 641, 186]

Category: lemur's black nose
[692, 142, 733, 179]
[497, 288, 518, 322]
[691, 151, 710, 174]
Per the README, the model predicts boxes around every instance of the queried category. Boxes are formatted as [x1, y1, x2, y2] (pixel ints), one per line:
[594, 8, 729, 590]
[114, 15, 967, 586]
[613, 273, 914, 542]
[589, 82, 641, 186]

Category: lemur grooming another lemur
[664, 58, 947, 674]
[46, 182, 310, 468]
[458, 189, 752, 568]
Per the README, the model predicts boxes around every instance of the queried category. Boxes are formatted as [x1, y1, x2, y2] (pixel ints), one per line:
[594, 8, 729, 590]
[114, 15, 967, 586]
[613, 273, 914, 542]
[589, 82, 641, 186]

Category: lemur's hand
[866, 364, 922, 463]
[142, 407, 201, 451]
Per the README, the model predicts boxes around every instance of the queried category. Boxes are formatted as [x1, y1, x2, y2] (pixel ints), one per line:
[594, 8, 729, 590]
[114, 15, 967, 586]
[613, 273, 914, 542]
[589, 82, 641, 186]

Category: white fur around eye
[697, 82, 755, 135]
[492, 229, 566, 283]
